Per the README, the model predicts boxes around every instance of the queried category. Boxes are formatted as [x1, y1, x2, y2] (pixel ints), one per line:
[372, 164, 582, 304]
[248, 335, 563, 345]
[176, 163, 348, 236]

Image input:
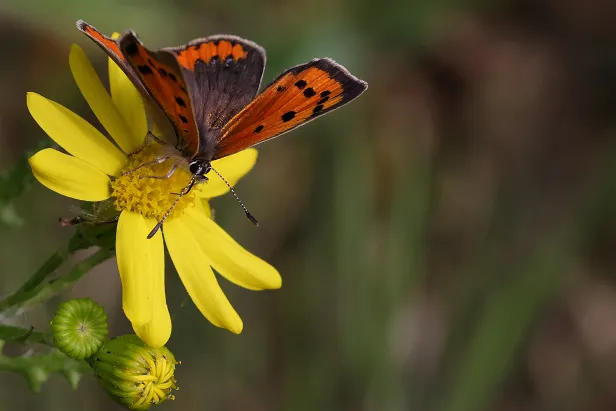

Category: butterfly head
[188, 160, 211, 180]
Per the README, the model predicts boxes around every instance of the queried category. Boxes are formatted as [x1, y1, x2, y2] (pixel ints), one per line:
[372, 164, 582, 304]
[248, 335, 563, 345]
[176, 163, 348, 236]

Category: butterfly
[77, 19, 368, 237]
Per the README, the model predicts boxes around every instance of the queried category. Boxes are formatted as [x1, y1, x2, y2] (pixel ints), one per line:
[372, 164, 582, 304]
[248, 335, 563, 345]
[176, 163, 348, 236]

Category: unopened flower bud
[50, 298, 108, 360]
[91, 334, 177, 410]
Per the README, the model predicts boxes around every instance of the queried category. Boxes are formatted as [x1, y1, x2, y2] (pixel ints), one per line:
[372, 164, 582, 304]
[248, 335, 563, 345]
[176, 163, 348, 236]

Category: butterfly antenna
[147, 176, 196, 239]
[210, 166, 259, 226]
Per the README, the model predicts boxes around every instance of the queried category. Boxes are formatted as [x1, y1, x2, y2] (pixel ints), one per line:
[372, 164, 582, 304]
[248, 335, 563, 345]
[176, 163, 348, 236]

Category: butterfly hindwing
[164, 36, 266, 160]
[214, 58, 368, 159]
[118, 32, 200, 156]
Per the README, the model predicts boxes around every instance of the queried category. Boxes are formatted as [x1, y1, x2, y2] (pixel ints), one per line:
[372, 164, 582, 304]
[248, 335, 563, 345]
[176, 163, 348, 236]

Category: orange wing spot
[83, 26, 123, 60]
[231, 43, 248, 60]
[217, 41, 233, 59]
[201, 42, 217, 61]
[176, 41, 247, 70]
[175, 48, 196, 69]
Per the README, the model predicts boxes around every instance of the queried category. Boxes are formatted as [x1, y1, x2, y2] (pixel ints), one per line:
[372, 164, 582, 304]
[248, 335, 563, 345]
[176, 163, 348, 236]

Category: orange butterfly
[77, 20, 367, 236]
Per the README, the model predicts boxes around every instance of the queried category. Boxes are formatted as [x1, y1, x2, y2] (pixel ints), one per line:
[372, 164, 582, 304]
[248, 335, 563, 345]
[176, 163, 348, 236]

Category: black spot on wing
[254, 125, 264, 133]
[169, 73, 178, 82]
[294, 80, 307, 89]
[281, 111, 296, 122]
[138, 65, 153, 75]
[158, 67, 168, 77]
[276, 85, 285, 92]
[179, 115, 188, 124]
[175, 97, 187, 107]
[320, 90, 331, 97]
[312, 105, 324, 115]
[317, 96, 330, 105]
[125, 43, 139, 56]
[303, 87, 316, 98]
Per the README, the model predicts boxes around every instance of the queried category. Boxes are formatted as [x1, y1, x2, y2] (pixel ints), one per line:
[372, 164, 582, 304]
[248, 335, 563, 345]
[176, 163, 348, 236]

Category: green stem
[26, 248, 115, 307]
[0, 325, 53, 346]
[0, 349, 91, 392]
[0, 245, 73, 312]
[0, 241, 113, 313]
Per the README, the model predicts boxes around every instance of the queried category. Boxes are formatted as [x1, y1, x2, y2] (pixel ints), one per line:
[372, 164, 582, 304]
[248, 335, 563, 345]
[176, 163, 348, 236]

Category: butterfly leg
[138, 163, 179, 180]
[128, 131, 168, 157]
[121, 154, 172, 176]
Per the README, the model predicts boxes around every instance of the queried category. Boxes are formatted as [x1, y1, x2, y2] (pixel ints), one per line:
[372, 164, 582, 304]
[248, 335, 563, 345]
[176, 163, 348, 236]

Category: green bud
[50, 298, 108, 360]
[91, 335, 177, 410]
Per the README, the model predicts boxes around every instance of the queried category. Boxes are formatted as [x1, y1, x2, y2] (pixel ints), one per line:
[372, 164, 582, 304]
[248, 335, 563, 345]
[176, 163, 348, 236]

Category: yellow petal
[116, 211, 165, 328]
[196, 149, 258, 198]
[70, 44, 139, 155]
[200, 199, 212, 218]
[108, 55, 147, 153]
[163, 216, 243, 334]
[184, 208, 281, 290]
[133, 266, 172, 348]
[27, 92, 126, 176]
[29, 148, 111, 201]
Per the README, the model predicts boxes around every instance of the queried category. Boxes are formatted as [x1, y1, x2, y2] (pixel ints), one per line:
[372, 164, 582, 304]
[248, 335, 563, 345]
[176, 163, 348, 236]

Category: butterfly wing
[76, 20, 146, 95]
[213, 58, 367, 159]
[77, 20, 177, 146]
[164, 35, 266, 160]
[118, 32, 201, 156]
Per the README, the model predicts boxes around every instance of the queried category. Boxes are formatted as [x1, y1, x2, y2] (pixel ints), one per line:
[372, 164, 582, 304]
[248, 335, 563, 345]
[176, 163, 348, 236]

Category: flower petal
[29, 148, 111, 201]
[108, 54, 147, 153]
[116, 211, 165, 329]
[183, 207, 281, 290]
[196, 149, 258, 198]
[163, 216, 243, 334]
[200, 199, 212, 218]
[132, 267, 172, 348]
[70, 44, 139, 155]
[27, 92, 126, 176]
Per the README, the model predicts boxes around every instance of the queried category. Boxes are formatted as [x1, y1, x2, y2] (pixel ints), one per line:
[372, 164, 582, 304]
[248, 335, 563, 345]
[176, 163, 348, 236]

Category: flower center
[111, 142, 196, 221]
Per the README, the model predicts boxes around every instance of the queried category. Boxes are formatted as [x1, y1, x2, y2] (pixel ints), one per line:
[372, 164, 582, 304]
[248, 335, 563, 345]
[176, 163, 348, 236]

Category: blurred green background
[2, 0, 616, 410]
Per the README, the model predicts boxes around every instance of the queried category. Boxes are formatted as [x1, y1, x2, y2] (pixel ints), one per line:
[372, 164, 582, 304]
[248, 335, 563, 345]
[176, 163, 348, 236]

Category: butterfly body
[77, 20, 367, 233]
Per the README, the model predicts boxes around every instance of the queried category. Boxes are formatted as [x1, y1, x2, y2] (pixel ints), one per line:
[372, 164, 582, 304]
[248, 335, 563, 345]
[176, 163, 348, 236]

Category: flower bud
[50, 298, 108, 360]
[91, 334, 177, 410]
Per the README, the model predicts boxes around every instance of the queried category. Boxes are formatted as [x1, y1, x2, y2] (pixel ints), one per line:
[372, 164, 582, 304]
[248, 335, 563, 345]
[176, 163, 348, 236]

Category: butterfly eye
[188, 161, 202, 175]
[188, 160, 212, 176]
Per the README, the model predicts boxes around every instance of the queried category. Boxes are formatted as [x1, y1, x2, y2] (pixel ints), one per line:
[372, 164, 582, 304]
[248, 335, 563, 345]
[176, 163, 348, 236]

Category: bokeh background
[1, 0, 616, 410]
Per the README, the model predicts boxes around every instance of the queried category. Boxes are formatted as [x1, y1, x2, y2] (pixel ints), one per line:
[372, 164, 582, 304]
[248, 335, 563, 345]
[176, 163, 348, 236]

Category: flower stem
[0, 325, 53, 346]
[17, 248, 115, 310]
[0, 348, 91, 392]
[0, 236, 113, 313]
[0, 244, 74, 313]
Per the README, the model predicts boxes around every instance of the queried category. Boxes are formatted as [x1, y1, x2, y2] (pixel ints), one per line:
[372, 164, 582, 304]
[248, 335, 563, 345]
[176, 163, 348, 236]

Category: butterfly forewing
[213, 58, 367, 159]
[76, 20, 149, 96]
[118, 32, 201, 157]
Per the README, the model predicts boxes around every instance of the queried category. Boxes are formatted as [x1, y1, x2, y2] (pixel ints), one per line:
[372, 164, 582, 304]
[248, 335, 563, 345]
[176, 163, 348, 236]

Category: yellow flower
[27, 43, 281, 347]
